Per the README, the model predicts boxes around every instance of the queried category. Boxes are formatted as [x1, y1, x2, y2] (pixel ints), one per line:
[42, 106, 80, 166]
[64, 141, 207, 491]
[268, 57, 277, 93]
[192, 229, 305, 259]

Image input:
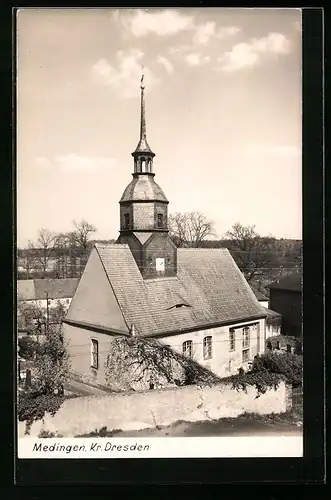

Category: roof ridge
[95, 243, 129, 249]
[178, 248, 229, 251]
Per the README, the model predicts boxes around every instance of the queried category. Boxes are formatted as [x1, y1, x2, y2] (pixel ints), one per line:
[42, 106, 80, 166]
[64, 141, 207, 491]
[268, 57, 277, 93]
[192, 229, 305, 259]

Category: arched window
[182, 340, 193, 358]
[124, 213, 130, 229]
[141, 157, 146, 172]
[203, 336, 212, 359]
[157, 213, 164, 228]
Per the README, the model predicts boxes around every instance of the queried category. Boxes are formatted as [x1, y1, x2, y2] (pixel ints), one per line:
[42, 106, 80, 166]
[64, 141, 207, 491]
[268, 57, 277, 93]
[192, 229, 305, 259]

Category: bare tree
[18, 249, 39, 280]
[168, 211, 216, 248]
[30, 230, 60, 275]
[71, 219, 97, 250]
[225, 222, 276, 281]
[67, 220, 97, 276]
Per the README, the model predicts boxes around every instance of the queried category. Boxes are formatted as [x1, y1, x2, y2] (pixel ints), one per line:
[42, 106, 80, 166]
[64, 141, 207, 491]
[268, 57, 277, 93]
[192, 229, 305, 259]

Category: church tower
[117, 71, 177, 279]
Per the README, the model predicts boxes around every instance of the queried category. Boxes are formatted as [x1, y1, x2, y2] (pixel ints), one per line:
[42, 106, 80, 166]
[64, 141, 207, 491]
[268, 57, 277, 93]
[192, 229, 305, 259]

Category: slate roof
[267, 273, 302, 292]
[250, 286, 269, 302]
[94, 244, 266, 337]
[120, 174, 168, 203]
[17, 278, 79, 301]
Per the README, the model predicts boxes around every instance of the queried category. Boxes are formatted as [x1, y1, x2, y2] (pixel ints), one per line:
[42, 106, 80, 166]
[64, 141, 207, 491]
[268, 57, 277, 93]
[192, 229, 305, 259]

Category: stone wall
[20, 380, 288, 437]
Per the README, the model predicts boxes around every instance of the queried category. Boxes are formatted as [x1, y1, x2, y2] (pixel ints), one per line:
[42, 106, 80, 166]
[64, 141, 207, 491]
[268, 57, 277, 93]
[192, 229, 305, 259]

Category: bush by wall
[227, 352, 303, 397]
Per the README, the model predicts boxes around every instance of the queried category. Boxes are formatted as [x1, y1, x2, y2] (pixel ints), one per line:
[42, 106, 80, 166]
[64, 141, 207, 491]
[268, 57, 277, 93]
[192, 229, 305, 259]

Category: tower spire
[140, 66, 146, 141]
[133, 66, 154, 159]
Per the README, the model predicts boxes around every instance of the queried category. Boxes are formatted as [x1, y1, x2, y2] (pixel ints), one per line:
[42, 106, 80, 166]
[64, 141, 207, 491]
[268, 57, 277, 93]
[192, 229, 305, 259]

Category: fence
[291, 385, 303, 410]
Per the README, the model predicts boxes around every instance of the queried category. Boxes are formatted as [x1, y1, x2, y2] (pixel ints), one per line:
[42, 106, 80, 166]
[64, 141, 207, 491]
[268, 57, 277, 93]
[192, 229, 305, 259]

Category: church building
[62, 76, 267, 388]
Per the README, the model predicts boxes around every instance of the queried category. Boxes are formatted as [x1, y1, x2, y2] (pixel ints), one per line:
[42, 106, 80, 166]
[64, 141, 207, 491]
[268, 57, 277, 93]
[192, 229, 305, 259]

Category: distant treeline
[17, 237, 302, 286]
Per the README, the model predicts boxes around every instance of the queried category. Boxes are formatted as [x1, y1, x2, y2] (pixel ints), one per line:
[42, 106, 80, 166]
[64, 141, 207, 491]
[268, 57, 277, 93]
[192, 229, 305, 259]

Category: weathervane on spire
[140, 65, 145, 90]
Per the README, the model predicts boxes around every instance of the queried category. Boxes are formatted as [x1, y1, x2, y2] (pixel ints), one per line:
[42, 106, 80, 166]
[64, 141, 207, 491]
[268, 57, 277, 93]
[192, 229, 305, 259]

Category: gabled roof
[267, 273, 302, 292]
[94, 244, 266, 337]
[17, 278, 79, 301]
[250, 286, 269, 302]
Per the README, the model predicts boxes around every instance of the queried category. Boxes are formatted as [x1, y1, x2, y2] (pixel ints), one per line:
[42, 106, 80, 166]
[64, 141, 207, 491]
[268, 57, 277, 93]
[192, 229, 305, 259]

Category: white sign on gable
[155, 258, 165, 273]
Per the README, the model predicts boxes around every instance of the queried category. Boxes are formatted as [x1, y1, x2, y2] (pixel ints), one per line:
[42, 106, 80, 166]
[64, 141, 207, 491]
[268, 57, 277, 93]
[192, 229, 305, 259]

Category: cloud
[193, 21, 216, 45]
[193, 22, 241, 45]
[251, 33, 291, 54]
[168, 44, 191, 56]
[91, 49, 158, 98]
[218, 32, 291, 72]
[37, 154, 118, 172]
[184, 52, 210, 66]
[216, 26, 241, 39]
[116, 9, 194, 37]
[156, 55, 174, 74]
[246, 145, 301, 158]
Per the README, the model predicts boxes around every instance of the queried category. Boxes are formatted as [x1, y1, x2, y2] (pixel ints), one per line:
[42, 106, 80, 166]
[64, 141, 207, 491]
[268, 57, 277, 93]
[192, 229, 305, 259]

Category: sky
[16, 8, 302, 247]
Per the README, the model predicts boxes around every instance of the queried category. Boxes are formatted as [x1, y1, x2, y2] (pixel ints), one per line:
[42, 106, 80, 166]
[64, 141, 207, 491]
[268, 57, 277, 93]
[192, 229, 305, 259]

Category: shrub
[18, 336, 40, 359]
[228, 352, 303, 397]
[251, 352, 303, 387]
[18, 325, 70, 430]
[18, 390, 65, 434]
[38, 430, 63, 438]
[76, 427, 122, 438]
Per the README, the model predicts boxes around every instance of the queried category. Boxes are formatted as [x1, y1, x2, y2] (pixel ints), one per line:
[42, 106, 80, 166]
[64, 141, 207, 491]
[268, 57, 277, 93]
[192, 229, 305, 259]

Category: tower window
[157, 213, 164, 228]
[124, 213, 130, 229]
[141, 158, 146, 172]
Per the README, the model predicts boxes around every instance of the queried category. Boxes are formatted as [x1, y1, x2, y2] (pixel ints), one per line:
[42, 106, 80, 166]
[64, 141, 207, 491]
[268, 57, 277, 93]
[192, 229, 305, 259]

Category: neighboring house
[251, 286, 281, 338]
[265, 308, 282, 339]
[250, 286, 269, 308]
[17, 278, 79, 310]
[62, 78, 267, 389]
[267, 273, 302, 337]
